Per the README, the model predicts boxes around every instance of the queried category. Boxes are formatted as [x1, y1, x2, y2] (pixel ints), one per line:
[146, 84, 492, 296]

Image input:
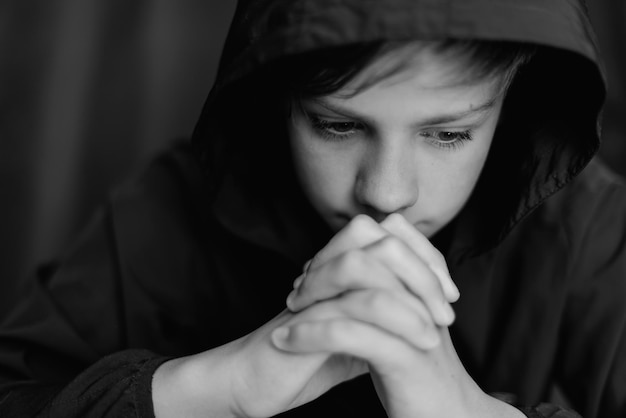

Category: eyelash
[419, 130, 474, 150]
[308, 116, 474, 149]
[309, 117, 363, 141]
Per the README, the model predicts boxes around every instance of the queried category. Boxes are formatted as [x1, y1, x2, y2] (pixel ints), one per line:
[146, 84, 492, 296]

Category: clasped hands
[227, 214, 484, 418]
[154, 214, 519, 418]
[267, 213, 467, 418]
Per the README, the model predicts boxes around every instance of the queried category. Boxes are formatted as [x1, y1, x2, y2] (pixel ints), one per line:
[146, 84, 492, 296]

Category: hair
[208, 39, 537, 202]
[273, 39, 536, 102]
[216, 39, 537, 131]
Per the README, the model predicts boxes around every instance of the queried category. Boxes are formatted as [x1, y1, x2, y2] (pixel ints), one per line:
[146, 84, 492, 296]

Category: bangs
[280, 39, 536, 100]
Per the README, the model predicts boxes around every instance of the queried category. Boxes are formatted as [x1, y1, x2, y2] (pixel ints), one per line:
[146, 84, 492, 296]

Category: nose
[354, 139, 418, 220]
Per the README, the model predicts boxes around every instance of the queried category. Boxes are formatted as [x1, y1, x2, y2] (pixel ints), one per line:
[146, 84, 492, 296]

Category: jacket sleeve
[0, 205, 172, 417]
[517, 404, 582, 418]
[0, 143, 206, 417]
[490, 393, 582, 417]
[0, 350, 168, 417]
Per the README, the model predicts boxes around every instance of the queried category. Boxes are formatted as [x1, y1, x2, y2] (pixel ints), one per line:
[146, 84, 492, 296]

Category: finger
[292, 259, 312, 290]
[309, 214, 387, 268]
[286, 289, 440, 350]
[287, 249, 401, 312]
[272, 319, 418, 376]
[364, 235, 456, 326]
[289, 236, 455, 327]
[381, 214, 459, 302]
[289, 215, 392, 310]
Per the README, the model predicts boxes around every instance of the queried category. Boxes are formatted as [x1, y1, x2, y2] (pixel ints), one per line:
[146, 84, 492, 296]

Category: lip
[338, 212, 427, 226]
[336, 213, 352, 222]
[332, 211, 436, 238]
[333, 213, 352, 229]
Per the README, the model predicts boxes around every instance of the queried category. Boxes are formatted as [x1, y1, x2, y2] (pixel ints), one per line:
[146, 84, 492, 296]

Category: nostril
[358, 205, 392, 223]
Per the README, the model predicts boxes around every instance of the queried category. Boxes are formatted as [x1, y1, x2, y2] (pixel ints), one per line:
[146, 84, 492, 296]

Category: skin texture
[287, 43, 504, 237]
[273, 215, 523, 418]
[152, 45, 524, 418]
[153, 215, 523, 418]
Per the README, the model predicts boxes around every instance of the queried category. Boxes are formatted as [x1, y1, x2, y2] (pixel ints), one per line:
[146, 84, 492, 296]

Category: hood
[192, 0, 606, 264]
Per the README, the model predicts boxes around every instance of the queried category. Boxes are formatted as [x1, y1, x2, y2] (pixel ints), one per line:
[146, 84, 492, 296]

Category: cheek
[420, 140, 492, 213]
[289, 131, 354, 209]
[423, 167, 472, 207]
[297, 156, 341, 197]
[452, 144, 492, 193]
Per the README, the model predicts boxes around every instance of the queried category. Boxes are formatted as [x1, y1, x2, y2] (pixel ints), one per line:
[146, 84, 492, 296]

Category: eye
[309, 116, 364, 141]
[324, 121, 359, 134]
[436, 131, 469, 142]
[420, 129, 474, 149]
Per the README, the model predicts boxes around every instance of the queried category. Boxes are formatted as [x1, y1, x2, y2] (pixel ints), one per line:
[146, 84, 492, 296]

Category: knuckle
[362, 290, 392, 312]
[378, 235, 404, 254]
[327, 320, 356, 341]
[381, 212, 405, 228]
[431, 250, 446, 266]
[347, 214, 377, 234]
[338, 249, 365, 273]
[421, 272, 442, 293]
[292, 322, 320, 343]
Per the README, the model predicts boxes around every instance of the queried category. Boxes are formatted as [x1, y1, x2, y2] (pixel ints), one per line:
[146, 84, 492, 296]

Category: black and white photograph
[1, 1, 625, 417]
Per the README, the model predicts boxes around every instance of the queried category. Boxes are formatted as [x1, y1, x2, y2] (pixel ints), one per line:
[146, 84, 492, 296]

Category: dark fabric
[4, 0, 625, 329]
[0, 0, 623, 417]
[518, 405, 582, 418]
[0, 1, 237, 316]
[192, 0, 606, 261]
[0, 350, 168, 418]
[1, 143, 624, 417]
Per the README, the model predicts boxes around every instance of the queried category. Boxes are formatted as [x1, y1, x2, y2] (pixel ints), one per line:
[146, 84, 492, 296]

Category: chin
[412, 221, 438, 238]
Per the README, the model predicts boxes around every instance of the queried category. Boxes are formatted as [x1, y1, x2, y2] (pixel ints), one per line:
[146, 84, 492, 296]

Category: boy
[1, 1, 623, 417]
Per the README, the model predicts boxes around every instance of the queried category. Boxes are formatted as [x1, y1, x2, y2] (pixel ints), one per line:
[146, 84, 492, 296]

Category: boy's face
[287, 47, 504, 237]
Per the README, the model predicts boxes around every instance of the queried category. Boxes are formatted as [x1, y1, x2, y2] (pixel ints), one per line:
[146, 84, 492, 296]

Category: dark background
[1, 1, 625, 305]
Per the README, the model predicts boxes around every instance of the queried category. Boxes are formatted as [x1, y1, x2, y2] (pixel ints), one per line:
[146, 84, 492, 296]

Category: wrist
[431, 369, 525, 418]
[152, 343, 240, 418]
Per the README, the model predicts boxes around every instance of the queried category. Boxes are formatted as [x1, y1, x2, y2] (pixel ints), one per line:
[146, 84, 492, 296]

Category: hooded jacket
[1, 0, 625, 417]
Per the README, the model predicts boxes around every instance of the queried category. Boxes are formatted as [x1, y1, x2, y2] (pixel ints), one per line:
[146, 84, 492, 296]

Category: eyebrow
[309, 96, 498, 126]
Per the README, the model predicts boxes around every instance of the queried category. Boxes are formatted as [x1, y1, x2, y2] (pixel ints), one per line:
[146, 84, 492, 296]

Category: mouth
[332, 213, 352, 229]
[332, 212, 436, 237]
[338, 212, 426, 226]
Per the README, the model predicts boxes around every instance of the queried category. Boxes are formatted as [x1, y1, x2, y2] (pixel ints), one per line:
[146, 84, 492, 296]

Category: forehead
[311, 45, 505, 125]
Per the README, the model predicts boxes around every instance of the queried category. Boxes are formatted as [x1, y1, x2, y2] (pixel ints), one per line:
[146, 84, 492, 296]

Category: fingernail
[293, 274, 304, 289]
[448, 282, 460, 302]
[432, 265, 459, 302]
[272, 327, 290, 348]
[441, 302, 456, 325]
[286, 290, 297, 311]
